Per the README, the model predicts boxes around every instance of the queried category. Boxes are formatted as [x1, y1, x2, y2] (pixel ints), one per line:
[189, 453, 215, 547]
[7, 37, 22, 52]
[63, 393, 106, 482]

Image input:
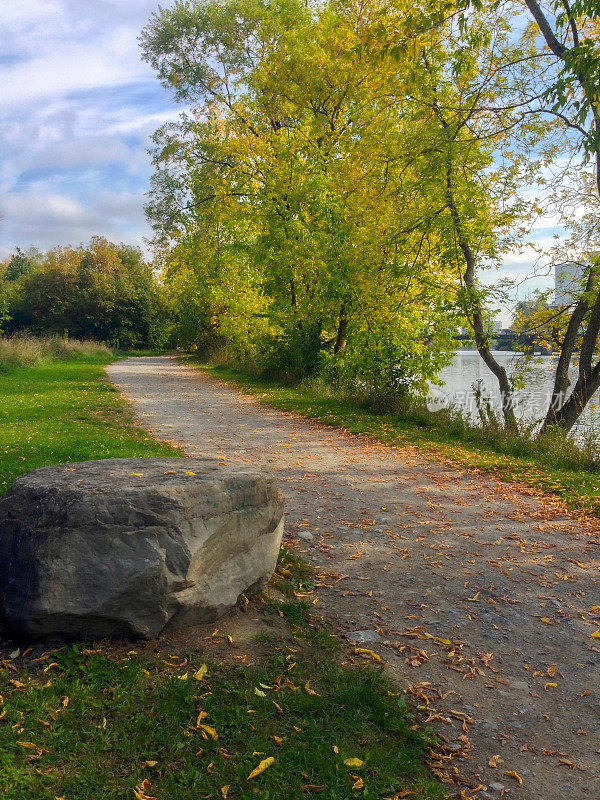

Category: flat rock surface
[106, 356, 600, 800]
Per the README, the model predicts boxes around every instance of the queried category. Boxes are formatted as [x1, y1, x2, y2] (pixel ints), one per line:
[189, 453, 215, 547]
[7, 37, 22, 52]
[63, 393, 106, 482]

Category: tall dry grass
[0, 334, 111, 370]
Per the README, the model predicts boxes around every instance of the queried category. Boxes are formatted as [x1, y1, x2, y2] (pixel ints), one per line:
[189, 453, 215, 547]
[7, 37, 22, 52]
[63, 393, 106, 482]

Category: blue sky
[0, 0, 178, 258]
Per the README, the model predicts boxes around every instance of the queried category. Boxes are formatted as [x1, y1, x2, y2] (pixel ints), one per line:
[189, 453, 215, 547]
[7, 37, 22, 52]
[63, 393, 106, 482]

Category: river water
[428, 350, 600, 440]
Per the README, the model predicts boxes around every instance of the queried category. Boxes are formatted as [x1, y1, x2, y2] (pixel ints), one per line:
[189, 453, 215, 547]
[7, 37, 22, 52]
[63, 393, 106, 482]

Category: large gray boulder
[0, 458, 284, 640]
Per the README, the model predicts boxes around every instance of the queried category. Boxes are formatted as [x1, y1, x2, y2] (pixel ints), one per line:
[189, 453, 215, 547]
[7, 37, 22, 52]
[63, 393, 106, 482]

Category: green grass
[0, 626, 443, 800]
[0, 356, 445, 799]
[191, 361, 600, 514]
[0, 353, 180, 495]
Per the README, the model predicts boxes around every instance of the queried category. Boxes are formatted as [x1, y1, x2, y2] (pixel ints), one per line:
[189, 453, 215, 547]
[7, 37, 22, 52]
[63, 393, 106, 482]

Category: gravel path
[106, 356, 600, 800]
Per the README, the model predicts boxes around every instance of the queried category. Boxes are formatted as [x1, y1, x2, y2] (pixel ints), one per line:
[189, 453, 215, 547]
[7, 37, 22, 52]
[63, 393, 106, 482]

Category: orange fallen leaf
[133, 779, 158, 800]
[504, 770, 523, 786]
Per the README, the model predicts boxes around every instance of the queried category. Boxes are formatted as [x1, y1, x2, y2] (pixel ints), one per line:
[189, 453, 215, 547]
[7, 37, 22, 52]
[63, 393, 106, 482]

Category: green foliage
[141, 0, 496, 392]
[1, 238, 169, 349]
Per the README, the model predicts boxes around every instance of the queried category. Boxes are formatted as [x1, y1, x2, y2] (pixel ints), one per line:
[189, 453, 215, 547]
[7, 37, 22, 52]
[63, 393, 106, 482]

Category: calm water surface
[430, 350, 600, 440]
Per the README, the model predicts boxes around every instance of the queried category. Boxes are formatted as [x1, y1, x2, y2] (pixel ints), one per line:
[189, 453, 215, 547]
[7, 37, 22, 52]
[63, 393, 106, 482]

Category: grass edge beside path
[187, 360, 600, 515]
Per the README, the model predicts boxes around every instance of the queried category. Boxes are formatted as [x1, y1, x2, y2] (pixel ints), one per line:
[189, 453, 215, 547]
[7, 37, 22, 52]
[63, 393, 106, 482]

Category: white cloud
[0, 0, 177, 256]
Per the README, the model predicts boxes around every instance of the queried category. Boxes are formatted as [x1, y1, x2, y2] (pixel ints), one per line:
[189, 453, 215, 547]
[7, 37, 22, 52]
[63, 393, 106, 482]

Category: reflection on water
[429, 350, 600, 439]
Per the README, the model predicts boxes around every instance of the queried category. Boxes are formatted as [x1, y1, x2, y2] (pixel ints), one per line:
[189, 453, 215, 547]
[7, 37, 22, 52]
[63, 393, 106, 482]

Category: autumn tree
[141, 0, 464, 391]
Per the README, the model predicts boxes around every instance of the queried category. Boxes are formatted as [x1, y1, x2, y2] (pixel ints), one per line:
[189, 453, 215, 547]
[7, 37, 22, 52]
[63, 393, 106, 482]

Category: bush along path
[106, 356, 600, 800]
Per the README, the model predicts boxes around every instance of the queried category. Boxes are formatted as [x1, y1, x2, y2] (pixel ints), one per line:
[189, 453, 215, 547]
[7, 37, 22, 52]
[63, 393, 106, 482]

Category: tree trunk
[333, 305, 347, 354]
[445, 165, 518, 432]
[524, 0, 600, 437]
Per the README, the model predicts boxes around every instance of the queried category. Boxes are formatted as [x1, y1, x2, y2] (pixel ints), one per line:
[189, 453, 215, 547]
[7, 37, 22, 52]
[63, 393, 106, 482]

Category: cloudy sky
[0, 0, 179, 259]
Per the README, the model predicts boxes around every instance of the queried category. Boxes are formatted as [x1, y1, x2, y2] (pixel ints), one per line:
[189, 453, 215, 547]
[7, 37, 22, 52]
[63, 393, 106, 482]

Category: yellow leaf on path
[129, 473, 144, 477]
[194, 664, 208, 681]
[185, 471, 196, 476]
[504, 770, 523, 786]
[544, 682, 557, 690]
[221, 787, 230, 800]
[199, 724, 218, 740]
[344, 758, 364, 767]
[540, 617, 553, 625]
[247, 756, 274, 780]
[488, 754, 500, 768]
[591, 631, 600, 639]
[354, 648, 382, 663]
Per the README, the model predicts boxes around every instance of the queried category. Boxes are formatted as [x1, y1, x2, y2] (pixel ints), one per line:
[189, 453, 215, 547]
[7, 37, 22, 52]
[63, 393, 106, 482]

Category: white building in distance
[555, 262, 584, 306]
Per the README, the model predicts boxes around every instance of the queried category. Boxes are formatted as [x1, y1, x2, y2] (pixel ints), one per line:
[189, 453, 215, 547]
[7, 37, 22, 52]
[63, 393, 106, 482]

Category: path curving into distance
[106, 355, 600, 800]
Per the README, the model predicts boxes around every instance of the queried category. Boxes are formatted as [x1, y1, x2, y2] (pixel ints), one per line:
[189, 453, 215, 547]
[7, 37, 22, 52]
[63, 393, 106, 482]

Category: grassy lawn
[192, 362, 600, 514]
[0, 591, 443, 800]
[0, 355, 445, 800]
[0, 353, 179, 495]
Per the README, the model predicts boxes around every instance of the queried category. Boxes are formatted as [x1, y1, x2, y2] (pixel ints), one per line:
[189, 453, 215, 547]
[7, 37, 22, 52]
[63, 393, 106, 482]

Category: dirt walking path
[106, 356, 600, 800]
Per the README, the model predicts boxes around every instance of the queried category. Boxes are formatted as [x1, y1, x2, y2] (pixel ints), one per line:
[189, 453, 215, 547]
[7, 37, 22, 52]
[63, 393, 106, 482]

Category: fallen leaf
[504, 770, 523, 786]
[133, 778, 158, 800]
[194, 664, 208, 681]
[488, 754, 500, 768]
[304, 682, 320, 696]
[344, 758, 364, 767]
[247, 756, 274, 780]
[220, 787, 230, 800]
[354, 648, 382, 663]
[199, 724, 218, 741]
[544, 682, 557, 690]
